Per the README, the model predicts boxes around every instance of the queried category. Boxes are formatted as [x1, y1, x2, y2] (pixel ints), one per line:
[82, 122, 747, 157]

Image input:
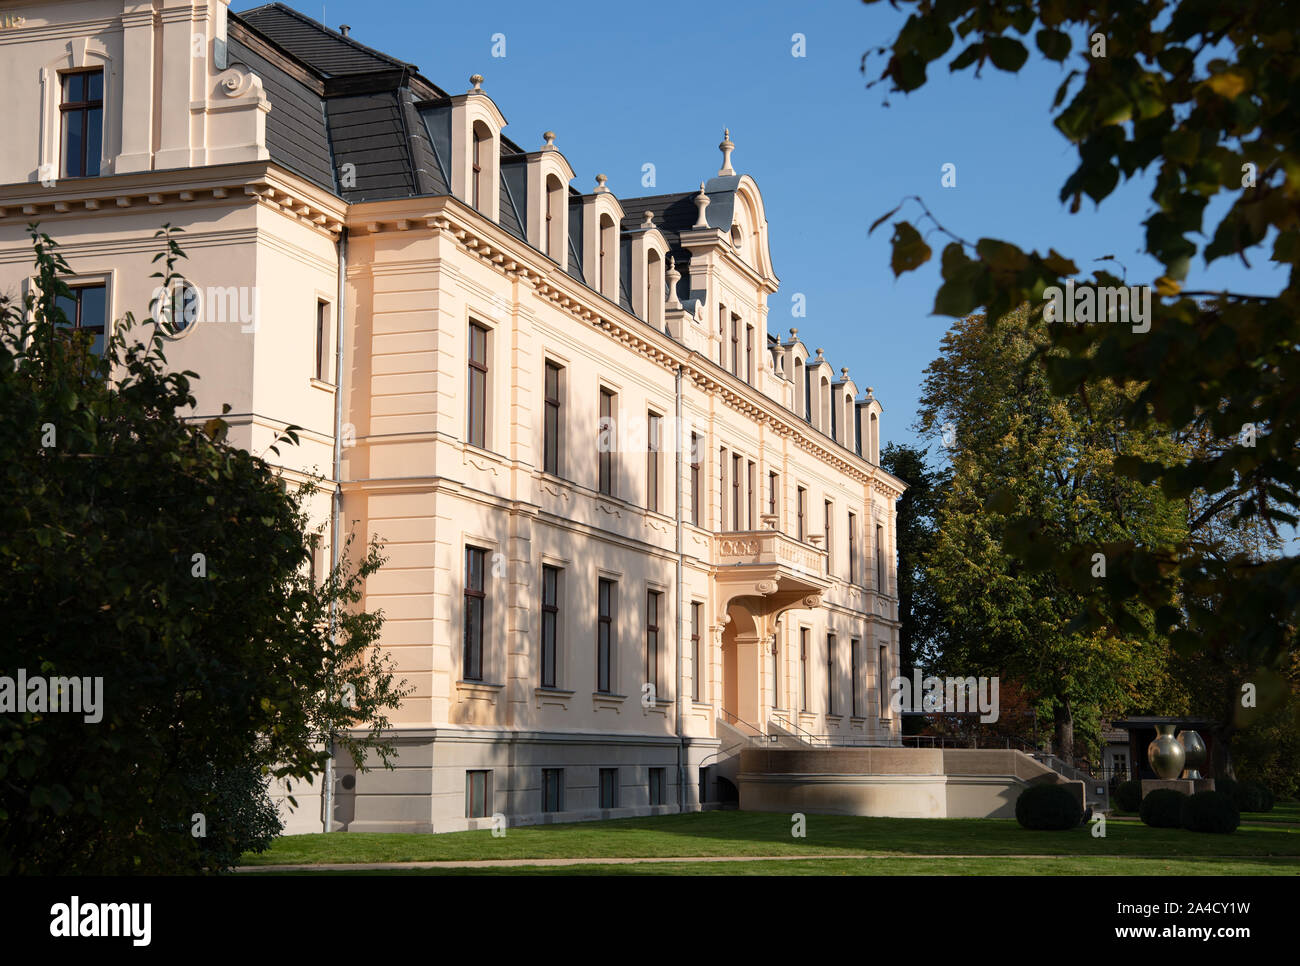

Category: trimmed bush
[1016, 783, 1084, 830]
[1180, 791, 1240, 834]
[1239, 781, 1274, 813]
[1216, 778, 1239, 805]
[1114, 780, 1141, 812]
[1140, 788, 1188, 828]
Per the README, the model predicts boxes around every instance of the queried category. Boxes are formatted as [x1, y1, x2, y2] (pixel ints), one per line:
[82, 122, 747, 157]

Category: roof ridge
[243, 2, 420, 73]
[620, 191, 696, 205]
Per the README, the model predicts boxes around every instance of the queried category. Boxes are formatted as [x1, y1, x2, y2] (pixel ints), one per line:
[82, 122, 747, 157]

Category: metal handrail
[769, 711, 832, 746]
[717, 708, 776, 743]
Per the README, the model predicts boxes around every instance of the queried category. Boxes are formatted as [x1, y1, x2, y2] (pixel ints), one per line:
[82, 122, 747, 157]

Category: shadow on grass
[242, 810, 1300, 866]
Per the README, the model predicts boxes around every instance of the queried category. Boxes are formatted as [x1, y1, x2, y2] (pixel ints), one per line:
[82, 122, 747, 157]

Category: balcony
[711, 527, 830, 616]
[714, 527, 825, 579]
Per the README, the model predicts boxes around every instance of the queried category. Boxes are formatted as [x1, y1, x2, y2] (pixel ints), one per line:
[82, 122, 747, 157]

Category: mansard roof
[238, 3, 421, 79]
[224, 5, 875, 452]
[227, 5, 765, 275]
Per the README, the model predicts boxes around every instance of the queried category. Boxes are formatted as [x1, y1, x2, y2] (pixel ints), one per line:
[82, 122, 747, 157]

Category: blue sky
[243, 0, 1283, 456]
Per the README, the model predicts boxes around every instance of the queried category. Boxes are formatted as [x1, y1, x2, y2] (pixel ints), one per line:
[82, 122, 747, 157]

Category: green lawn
[239, 810, 1300, 871]
[262, 856, 1300, 875]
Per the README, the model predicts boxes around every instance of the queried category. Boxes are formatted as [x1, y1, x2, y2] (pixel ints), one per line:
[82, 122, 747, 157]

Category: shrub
[1238, 781, 1274, 813]
[1216, 777, 1239, 805]
[1140, 788, 1188, 828]
[1114, 780, 1141, 812]
[1180, 791, 1240, 834]
[1016, 782, 1084, 830]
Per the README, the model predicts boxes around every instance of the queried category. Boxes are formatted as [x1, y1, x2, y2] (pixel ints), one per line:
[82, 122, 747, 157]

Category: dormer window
[646, 249, 663, 328]
[61, 69, 103, 178]
[545, 174, 564, 259]
[598, 213, 616, 296]
[471, 122, 491, 212]
[730, 223, 743, 249]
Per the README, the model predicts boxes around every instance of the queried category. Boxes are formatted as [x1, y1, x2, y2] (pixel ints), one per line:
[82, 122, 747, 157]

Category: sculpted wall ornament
[217, 67, 264, 99]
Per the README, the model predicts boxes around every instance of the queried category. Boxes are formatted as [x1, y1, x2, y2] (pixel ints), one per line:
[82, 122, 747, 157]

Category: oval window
[159, 279, 200, 336]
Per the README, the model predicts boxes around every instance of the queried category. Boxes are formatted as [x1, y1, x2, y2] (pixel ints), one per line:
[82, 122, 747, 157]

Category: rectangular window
[747, 460, 756, 530]
[599, 768, 619, 809]
[463, 546, 486, 681]
[730, 314, 739, 376]
[796, 486, 806, 541]
[598, 388, 616, 496]
[719, 447, 728, 530]
[690, 602, 702, 702]
[467, 322, 488, 449]
[718, 304, 727, 368]
[645, 590, 661, 695]
[799, 628, 809, 713]
[648, 767, 665, 806]
[768, 471, 779, 519]
[824, 501, 834, 575]
[848, 512, 858, 585]
[646, 412, 661, 513]
[851, 638, 860, 717]
[315, 301, 329, 381]
[690, 433, 702, 526]
[732, 454, 743, 531]
[745, 324, 754, 383]
[544, 361, 563, 476]
[541, 565, 559, 688]
[879, 645, 890, 717]
[876, 524, 885, 591]
[827, 634, 836, 715]
[772, 634, 781, 709]
[54, 283, 107, 355]
[60, 69, 103, 178]
[542, 768, 563, 813]
[465, 770, 491, 818]
[597, 578, 615, 693]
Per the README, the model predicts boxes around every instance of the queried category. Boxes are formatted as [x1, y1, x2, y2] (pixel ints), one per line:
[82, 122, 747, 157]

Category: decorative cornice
[0, 162, 346, 239]
[350, 194, 904, 498]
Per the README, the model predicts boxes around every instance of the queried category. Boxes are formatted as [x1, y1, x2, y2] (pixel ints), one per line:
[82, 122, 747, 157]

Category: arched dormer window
[843, 393, 854, 447]
[869, 412, 879, 464]
[598, 213, 616, 298]
[646, 249, 664, 328]
[819, 375, 830, 432]
[793, 357, 805, 419]
[450, 78, 506, 222]
[544, 173, 564, 258]
[471, 121, 492, 213]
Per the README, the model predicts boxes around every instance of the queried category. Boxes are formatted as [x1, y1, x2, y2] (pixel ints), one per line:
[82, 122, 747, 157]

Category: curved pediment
[702, 173, 775, 283]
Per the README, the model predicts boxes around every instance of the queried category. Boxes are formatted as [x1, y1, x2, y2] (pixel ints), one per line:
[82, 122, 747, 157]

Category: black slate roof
[226, 33, 333, 191]
[238, 3, 414, 78]
[227, 4, 745, 321]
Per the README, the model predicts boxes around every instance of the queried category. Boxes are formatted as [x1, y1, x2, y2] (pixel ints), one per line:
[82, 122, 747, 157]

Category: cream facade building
[0, 0, 907, 833]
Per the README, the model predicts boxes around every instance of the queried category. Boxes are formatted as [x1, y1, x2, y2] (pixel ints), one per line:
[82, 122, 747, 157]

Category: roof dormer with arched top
[449, 74, 507, 223]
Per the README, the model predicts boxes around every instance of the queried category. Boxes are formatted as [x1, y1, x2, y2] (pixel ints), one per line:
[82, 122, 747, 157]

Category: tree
[1173, 429, 1286, 777]
[916, 305, 1188, 758]
[881, 442, 950, 735]
[0, 226, 410, 874]
[861, 0, 1299, 691]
